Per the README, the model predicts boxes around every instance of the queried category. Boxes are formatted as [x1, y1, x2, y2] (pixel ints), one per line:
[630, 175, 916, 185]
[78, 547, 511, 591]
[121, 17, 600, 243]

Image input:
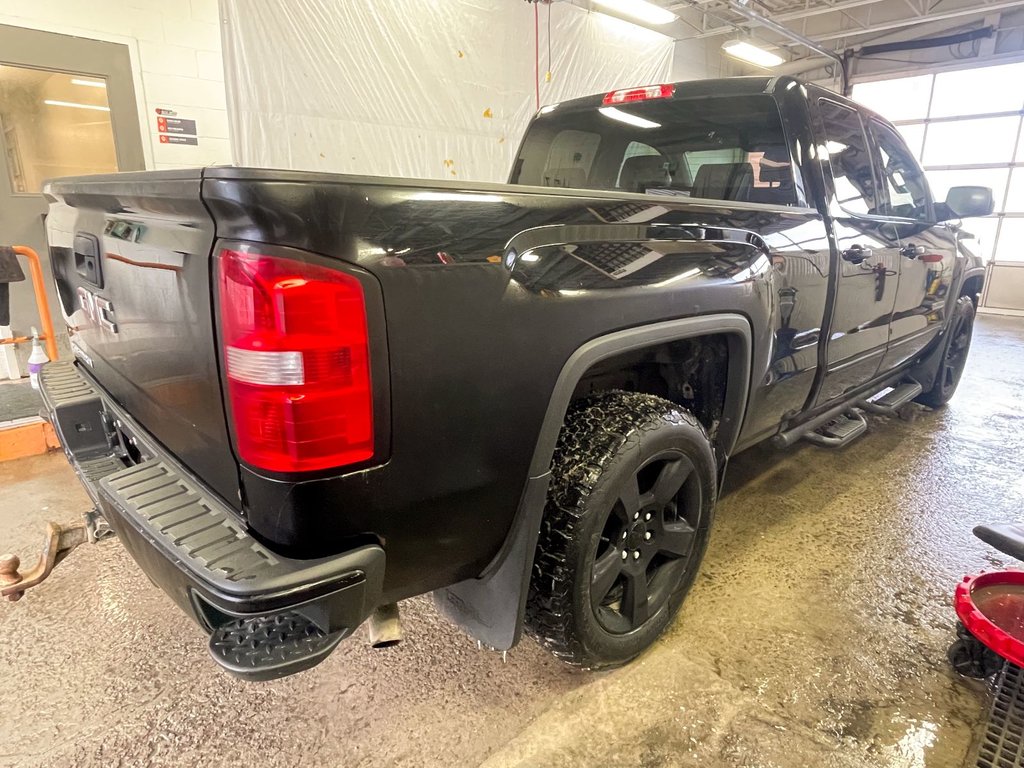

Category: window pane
[930, 62, 1024, 118]
[515, 95, 799, 203]
[960, 218, 1000, 261]
[995, 218, 1024, 262]
[1006, 169, 1024, 214]
[541, 129, 601, 188]
[922, 117, 1020, 166]
[869, 120, 930, 220]
[851, 75, 932, 122]
[0, 65, 118, 193]
[819, 100, 878, 215]
[926, 168, 1009, 212]
[897, 123, 925, 160]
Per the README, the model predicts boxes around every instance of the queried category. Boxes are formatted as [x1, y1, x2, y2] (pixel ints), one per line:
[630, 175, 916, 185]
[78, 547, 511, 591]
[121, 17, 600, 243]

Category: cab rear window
[511, 94, 802, 206]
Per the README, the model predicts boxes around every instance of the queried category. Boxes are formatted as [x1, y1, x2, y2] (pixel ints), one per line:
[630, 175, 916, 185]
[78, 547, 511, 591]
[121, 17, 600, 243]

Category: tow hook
[0, 510, 113, 602]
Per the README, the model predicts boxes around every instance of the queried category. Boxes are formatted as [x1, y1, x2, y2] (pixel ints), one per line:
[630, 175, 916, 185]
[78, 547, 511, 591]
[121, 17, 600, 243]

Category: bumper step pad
[208, 613, 344, 681]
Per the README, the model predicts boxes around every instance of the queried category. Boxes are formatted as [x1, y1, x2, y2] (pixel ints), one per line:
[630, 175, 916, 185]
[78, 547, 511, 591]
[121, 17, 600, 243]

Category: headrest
[758, 147, 793, 185]
[692, 162, 754, 201]
[543, 167, 587, 189]
[618, 154, 671, 192]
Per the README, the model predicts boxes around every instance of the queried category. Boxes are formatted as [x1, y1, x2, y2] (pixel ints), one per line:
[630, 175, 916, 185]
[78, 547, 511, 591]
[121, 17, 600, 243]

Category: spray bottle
[27, 327, 49, 390]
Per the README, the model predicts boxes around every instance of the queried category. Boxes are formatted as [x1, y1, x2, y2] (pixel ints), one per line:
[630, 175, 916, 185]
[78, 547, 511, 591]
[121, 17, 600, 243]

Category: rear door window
[818, 99, 879, 216]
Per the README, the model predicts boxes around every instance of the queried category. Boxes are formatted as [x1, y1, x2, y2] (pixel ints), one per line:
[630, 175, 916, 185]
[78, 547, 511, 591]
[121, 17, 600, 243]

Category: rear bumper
[39, 361, 385, 676]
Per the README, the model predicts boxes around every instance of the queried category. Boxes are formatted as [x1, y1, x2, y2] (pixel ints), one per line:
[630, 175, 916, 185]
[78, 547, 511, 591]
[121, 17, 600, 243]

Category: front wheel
[916, 295, 975, 408]
[525, 391, 716, 669]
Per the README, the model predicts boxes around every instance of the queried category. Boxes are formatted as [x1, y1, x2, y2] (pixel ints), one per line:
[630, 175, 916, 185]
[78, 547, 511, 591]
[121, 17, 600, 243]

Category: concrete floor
[2, 314, 1023, 768]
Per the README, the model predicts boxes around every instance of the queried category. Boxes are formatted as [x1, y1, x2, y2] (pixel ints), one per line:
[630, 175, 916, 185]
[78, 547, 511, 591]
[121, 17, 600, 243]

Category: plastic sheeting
[222, 0, 673, 182]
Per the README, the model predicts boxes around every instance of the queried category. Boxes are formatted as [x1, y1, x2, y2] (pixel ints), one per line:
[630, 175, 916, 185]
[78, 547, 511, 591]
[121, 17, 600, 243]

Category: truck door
[814, 98, 902, 405]
[867, 119, 957, 371]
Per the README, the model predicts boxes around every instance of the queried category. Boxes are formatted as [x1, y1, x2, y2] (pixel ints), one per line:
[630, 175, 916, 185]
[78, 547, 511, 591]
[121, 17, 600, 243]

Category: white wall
[0, 0, 231, 170]
[672, 38, 725, 82]
[223, 0, 674, 183]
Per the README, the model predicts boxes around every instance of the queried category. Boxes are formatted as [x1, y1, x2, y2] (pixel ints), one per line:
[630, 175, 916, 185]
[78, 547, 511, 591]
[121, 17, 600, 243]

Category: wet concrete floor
[2, 314, 1023, 767]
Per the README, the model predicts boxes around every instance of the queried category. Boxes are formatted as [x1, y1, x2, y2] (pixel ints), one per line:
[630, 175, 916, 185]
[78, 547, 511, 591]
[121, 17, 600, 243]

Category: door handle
[841, 244, 873, 264]
[900, 243, 926, 259]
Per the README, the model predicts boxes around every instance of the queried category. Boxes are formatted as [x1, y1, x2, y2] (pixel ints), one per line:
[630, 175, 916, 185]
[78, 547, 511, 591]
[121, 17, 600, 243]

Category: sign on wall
[155, 108, 199, 146]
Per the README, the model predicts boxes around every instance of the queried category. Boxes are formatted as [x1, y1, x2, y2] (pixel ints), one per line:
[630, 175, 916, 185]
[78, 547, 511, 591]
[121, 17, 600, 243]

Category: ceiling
[591, 0, 1024, 74]
[667, 0, 1021, 49]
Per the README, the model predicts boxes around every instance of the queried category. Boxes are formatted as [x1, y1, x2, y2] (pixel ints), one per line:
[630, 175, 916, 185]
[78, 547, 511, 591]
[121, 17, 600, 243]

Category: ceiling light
[598, 107, 661, 129]
[43, 100, 110, 112]
[71, 78, 106, 88]
[722, 39, 785, 68]
[592, 0, 677, 26]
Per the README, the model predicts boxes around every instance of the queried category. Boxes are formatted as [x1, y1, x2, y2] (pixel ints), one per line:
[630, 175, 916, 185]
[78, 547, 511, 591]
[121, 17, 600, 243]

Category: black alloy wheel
[916, 295, 975, 408]
[525, 390, 716, 669]
[590, 450, 703, 634]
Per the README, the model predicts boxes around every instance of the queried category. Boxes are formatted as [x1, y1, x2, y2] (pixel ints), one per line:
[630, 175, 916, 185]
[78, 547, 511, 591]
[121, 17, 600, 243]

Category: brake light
[218, 248, 374, 473]
[602, 84, 675, 105]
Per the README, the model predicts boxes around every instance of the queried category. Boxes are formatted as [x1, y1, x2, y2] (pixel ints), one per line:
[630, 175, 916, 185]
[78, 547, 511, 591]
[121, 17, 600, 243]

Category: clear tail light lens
[218, 248, 374, 473]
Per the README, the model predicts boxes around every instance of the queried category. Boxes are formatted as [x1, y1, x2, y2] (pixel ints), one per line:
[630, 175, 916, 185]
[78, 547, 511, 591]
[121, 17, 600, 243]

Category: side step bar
[803, 410, 867, 447]
[773, 379, 923, 450]
[861, 381, 923, 417]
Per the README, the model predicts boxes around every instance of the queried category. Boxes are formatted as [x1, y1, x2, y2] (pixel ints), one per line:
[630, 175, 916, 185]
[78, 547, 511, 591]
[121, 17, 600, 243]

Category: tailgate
[44, 170, 240, 507]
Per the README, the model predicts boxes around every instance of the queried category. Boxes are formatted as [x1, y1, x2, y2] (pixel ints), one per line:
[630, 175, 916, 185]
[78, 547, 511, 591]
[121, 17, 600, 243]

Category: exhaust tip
[367, 602, 403, 649]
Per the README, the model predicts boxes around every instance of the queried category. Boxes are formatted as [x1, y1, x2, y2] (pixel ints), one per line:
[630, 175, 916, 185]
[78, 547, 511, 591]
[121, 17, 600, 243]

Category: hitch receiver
[0, 510, 111, 602]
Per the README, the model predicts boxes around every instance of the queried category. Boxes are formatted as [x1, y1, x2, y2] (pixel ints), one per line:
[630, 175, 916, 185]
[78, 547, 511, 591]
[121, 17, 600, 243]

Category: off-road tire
[525, 390, 716, 669]
[916, 295, 975, 409]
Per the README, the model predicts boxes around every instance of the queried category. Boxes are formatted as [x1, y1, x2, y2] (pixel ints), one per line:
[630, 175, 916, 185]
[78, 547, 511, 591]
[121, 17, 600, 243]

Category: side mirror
[941, 186, 995, 220]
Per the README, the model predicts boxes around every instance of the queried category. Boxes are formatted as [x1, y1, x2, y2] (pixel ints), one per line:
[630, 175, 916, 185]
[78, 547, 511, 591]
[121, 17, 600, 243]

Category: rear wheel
[916, 295, 975, 408]
[525, 391, 716, 669]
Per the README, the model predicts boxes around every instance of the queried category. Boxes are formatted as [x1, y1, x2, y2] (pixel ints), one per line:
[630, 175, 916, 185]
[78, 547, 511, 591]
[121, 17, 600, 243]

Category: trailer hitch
[0, 510, 112, 602]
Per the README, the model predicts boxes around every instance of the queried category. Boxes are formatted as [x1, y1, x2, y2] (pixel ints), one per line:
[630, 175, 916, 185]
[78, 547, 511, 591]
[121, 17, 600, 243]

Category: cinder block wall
[0, 0, 232, 170]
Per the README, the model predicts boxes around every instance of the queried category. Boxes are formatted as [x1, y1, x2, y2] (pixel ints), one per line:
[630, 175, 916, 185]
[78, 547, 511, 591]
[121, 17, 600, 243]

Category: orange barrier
[0, 245, 59, 363]
[0, 421, 60, 462]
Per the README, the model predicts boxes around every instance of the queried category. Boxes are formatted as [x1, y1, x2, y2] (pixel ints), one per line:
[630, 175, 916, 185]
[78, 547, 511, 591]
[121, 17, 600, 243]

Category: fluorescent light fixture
[43, 99, 110, 112]
[71, 78, 106, 88]
[598, 106, 661, 129]
[592, 0, 677, 25]
[722, 39, 785, 68]
[410, 192, 503, 203]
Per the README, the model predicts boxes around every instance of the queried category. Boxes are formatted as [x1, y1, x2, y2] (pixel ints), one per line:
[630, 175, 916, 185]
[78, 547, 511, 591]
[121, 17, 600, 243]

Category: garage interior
[2, 1, 1024, 766]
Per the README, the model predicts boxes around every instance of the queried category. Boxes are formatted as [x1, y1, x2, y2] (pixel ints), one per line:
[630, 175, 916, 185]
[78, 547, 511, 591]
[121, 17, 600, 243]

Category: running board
[861, 381, 923, 416]
[803, 410, 868, 447]
[773, 378, 922, 450]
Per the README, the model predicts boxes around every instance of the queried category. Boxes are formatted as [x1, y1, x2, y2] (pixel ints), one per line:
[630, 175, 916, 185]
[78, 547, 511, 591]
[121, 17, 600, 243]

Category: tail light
[217, 248, 374, 473]
[602, 84, 675, 105]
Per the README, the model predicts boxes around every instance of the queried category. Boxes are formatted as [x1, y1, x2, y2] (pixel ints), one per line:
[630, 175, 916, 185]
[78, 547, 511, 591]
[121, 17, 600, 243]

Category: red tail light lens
[602, 84, 675, 105]
[218, 248, 374, 473]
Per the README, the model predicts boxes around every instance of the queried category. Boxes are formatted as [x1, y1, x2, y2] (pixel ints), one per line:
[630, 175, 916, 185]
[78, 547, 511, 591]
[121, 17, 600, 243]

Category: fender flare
[433, 314, 753, 650]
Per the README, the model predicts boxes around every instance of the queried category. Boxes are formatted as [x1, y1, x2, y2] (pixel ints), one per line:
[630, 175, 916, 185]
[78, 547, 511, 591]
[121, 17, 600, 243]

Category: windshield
[510, 94, 802, 206]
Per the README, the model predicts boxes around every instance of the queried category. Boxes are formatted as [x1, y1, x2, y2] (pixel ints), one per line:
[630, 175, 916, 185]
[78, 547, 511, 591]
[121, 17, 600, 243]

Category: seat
[542, 167, 587, 189]
[618, 155, 671, 193]
[691, 162, 754, 202]
[748, 147, 796, 205]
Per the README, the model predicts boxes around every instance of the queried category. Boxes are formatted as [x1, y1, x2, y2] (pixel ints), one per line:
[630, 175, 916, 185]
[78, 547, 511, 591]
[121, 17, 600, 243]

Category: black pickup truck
[12, 76, 992, 680]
